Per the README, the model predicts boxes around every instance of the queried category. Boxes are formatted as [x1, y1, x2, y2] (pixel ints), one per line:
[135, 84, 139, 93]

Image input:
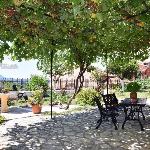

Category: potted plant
[28, 75, 49, 97]
[28, 90, 43, 114]
[126, 81, 141, 102]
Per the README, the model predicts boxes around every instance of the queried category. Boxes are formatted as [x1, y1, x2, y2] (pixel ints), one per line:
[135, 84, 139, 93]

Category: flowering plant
[28, 90, 43, 105]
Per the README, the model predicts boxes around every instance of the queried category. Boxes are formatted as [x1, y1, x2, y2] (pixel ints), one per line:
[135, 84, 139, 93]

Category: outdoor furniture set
[94, 94, 147, 131]
[0, 90, 147, 131]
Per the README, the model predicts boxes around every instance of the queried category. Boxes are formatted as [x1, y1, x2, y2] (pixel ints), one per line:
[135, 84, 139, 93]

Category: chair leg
[97, 119, 100, 123]
[138, 112, 144, 131]
[122, 118, 127, 130]
[111, 117, 118, 130]
[97, 114, 103, 123]
[96, 117, 103, 129]
[140, 107, 145, 120]
[141, 112, 145, 120]
[104, 116, 109, 121]
[138, 118, 144, 131]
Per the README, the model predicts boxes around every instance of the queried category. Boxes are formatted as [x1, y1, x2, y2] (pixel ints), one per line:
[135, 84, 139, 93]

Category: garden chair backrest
[101, 93, 118, 109]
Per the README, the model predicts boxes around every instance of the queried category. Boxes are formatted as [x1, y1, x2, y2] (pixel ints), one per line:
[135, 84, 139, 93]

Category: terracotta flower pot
[32, 104, 42, 114]
[130, 92, 137, 103]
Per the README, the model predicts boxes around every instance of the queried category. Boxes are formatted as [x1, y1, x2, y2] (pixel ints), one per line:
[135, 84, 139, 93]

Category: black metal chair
[101, 93, 119, 110]
[94, 95, 119, 130]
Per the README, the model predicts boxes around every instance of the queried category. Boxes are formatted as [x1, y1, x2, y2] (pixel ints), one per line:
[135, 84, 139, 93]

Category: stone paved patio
[0, 106, 150, 150]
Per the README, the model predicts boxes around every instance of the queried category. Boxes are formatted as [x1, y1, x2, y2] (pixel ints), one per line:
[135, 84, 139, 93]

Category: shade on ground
[0, 106, 150, 150]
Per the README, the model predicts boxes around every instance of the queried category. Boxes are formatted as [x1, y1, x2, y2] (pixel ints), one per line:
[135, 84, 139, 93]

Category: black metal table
[119, 98, 147, 131]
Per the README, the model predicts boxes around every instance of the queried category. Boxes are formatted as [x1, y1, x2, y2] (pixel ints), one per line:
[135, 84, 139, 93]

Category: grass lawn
[115, 91, 150, 100]
[0, 115, 5, 124]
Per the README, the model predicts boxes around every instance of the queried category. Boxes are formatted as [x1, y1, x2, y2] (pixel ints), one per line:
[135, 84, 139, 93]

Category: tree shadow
[1, 107, 150, 150]
[7, 106, 32, 114]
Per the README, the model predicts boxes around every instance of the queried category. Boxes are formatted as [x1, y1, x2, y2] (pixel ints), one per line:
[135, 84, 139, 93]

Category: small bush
[3, 82, 13, 91]
[55, 94, 69, 104]
[136, 79, 150, 90]
[28, 75, 49, 93]
[75, 88, 99, 106]
[44, 91, 70, 105]
[7, 100, 15, 106]
[126, 81, 141, 92]
[0, 115, 5, 124]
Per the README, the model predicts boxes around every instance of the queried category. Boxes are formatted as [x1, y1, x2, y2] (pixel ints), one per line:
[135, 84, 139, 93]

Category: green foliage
[28, 75, 48, 92]
[28, 90, 43, 105]
[20, 83, 30, 91]
[37, 49, 75, 76]
[126, 82, 141, 92]
[0, 115, 5, 124]
[45, 91, 70, 104]
[0, 0, 148, 63]
[91, 69, 106, 81]
[3, 82, 13, 91]
[55, 94, 69, 104]
[0, 0, 149, 86]
[114, 90, 150, 99]
[75, 88, 99, 106]
[136, 79, 150, 90]
[7, 99, 15, 106]
[2, 82, 27, 91]
[7, 98, 28, 107]
[108, 59, 139, 79]
[87, 65, 97, 73]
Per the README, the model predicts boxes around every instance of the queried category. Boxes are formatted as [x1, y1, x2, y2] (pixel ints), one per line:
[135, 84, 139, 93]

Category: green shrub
[55, 94, 69, 104]
[0, 115, 5, 124]
[75, 88, 99, 106]
[7, 100, 15, 106]
[136, 79, 150, 90]
[2, 82, 28, 91]
[44, 91, 70, 105]
[28, 75, 49, 93]
[126, 81, 141, 92]
[3, 82, 13, 91]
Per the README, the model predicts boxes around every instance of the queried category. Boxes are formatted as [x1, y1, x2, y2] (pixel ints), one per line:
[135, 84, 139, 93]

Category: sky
[0, 56, 43, 78]
[1, 56, 149, 79]
[0, 56, 105, 79]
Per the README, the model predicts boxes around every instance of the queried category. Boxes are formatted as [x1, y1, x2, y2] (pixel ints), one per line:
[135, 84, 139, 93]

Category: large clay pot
[32, 104, 42, 114]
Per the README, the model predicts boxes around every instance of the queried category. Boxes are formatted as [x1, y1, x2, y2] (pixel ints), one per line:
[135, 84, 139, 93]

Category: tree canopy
[108, 59, 139, 80]
[1, 0, 150, 108]
[37, 49, 75, 77]
[0, 0, 149, 62]
[100, 0, 150, 62]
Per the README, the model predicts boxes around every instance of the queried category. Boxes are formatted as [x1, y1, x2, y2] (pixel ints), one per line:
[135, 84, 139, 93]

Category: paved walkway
[0, 105, 79, 120]
[0, 106, 150, 150]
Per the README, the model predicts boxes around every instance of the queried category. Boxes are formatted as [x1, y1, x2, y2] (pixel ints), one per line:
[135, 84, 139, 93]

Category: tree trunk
[120, 77, 125, 92]
[65, 65, 87, 109]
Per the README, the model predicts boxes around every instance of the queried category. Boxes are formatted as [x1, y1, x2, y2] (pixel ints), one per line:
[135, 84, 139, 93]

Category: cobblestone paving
[0, 107, 150, 150]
